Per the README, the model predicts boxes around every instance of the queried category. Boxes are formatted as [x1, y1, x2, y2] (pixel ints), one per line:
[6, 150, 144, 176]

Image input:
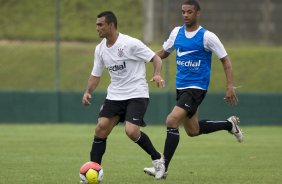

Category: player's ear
[109, 22, 116, 30]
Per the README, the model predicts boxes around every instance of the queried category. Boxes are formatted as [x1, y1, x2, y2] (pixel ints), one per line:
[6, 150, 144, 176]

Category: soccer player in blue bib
[144, 0, 243, 179]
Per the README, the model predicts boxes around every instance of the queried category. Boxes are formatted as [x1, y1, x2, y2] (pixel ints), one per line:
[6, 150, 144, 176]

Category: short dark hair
[182, 0, 201, 11]
[97, 11, 118, 28]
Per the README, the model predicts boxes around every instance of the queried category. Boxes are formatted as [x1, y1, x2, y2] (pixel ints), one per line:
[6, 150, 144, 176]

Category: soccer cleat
[227, 116, 244, 142]
[152, 155, 166, 179]
[144, 166, 168, 179]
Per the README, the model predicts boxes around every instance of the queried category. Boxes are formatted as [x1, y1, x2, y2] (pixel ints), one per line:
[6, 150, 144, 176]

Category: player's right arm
[82, 75, 101, 106]
[156, 49, 170, 59]
[156, 27, 180, 59]
[82, 44, 104, 106]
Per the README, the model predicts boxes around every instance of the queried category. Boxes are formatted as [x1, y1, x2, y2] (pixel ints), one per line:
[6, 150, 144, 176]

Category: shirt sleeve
[162, 27, 181, 53]
[132, 38, 155, 62]
[91, 44, 105, 77]
[204, 31, 228, 59]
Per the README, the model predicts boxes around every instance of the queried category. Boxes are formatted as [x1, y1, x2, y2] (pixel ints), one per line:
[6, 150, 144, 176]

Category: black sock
[135, 131, 161, 160]
[199, 119, 232, 134]
[163, 127, 180, 171]
[90, 136, 107, 164]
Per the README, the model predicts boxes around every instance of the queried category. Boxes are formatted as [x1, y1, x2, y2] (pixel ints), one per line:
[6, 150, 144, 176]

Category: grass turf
[0, 124, 281, 184]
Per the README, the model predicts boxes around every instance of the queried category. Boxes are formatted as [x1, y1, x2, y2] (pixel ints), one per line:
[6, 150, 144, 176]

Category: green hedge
[0, 0, 142, 41]
[1, 91, 281, 125]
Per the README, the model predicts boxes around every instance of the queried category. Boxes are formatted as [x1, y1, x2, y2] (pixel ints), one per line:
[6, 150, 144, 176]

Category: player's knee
[95, 123, 109, 138]
[166, 115, 179, 128]
[125, 126, 139, 141]
[95, 123, 105, 133]
[186, 129, 199, 137]
[187, 131, 198, 137]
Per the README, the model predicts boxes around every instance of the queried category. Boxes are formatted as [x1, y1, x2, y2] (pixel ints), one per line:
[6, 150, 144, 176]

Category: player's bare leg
[124, 121, 142, 141]
[90, 116, 119, 164]
[95, 116, 119, 138]
[183, 109, 200, 137]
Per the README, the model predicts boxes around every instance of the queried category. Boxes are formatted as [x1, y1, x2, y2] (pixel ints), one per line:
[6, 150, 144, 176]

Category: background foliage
[0, 0, 142, 41]
[0, 0, 281, 93]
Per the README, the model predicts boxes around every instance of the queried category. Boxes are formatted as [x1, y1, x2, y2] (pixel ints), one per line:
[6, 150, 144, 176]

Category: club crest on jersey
[117, 48, 124, 57]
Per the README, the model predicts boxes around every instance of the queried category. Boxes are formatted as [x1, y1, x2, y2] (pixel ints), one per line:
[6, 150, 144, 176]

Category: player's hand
[224, 87, 238, 106]
[82, 92, 92, 106]
[150, 75, 165, 88]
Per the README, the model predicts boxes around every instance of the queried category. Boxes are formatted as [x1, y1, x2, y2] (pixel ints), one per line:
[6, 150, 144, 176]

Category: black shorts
[99, 98, 149, 127]
[176, 88, 207, 118]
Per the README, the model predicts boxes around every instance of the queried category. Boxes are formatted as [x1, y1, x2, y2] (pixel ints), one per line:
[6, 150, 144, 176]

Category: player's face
[181, 4, 199, 27]
[96, 17, 112, 38]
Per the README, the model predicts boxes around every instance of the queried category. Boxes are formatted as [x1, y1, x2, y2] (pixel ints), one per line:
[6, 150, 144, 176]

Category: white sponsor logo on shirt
[177, 48, 198, 57]
[177, 60, 201, 70]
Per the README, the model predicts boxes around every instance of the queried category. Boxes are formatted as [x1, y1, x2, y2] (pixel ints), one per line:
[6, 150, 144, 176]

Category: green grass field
[0, 124, 281, 184]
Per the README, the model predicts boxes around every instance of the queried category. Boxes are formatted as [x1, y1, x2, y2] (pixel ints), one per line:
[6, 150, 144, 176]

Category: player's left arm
[150, 55, 165, 88]
[205, 31, 238, 105]
[220, 56, 238, 106]
[132, 38, 165, 88]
